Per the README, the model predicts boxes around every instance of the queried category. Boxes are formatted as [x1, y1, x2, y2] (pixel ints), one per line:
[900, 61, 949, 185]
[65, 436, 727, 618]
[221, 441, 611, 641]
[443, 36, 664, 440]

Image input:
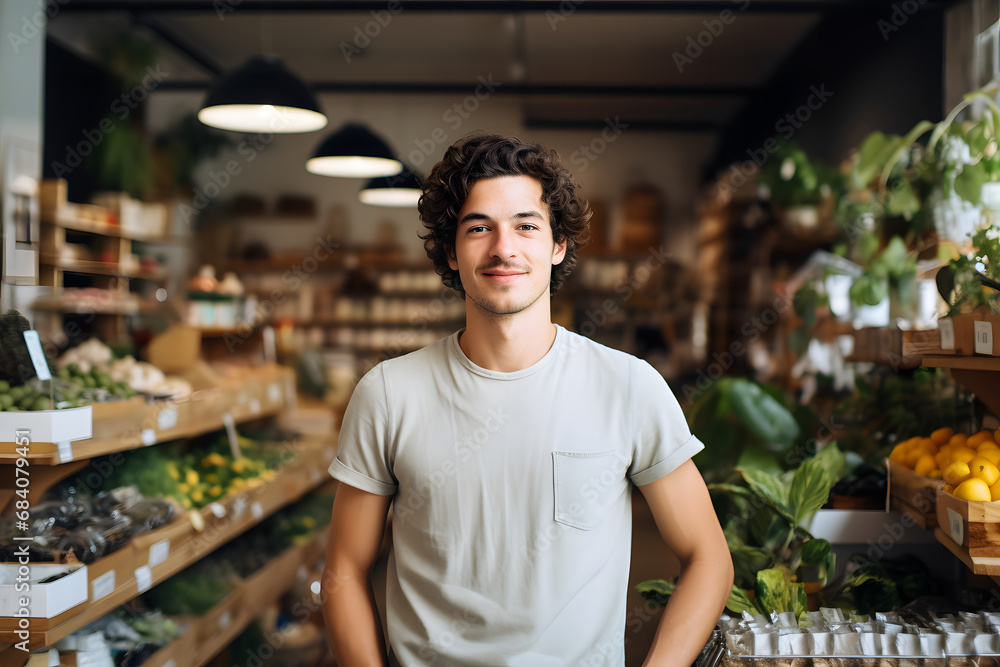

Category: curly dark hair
[418, 134, 591, 296]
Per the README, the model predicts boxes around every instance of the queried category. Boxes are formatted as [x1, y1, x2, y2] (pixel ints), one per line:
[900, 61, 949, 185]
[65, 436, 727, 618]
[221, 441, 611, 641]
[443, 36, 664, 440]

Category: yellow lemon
[944, 461, 972, 487]
[890, 443, 909, 466]
[969, 457, 1000, 486]
[954, 478, 992, 502]
[977, 448, 1000, 466]
[970, 431, 995, 448]
[951, 447, 978, 465]
[943, 484, 955, 494]
[990, 481, 1000, 502]
[914, 454, 937, 477]
[928, 469, 943, 479]
[935, 449, 953, 469]
[949, 433, 969, 448]
[931, 427, 955, 446]
[995, 429, 1000, 445]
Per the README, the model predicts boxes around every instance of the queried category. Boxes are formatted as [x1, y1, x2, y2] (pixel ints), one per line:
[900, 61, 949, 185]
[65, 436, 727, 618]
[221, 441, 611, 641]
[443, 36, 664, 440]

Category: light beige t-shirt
[330, 324, 703, 666]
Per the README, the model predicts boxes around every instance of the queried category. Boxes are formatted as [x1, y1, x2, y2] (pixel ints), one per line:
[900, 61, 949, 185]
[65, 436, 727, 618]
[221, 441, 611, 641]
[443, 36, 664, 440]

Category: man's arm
[638, 459, 733, 667]
[322, 482, 393, 666]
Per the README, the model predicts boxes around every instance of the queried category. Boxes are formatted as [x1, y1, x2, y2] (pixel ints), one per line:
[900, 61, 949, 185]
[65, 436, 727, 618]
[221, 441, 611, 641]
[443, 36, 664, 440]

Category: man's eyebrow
[458, 210, 544, 224]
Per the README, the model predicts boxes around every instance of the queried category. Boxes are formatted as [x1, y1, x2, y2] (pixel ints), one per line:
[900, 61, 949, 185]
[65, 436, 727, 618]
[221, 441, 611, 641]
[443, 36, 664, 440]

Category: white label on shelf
[209, 502, 227, 518]
[22, 331, 51, 381]
[222, 412, 242, 459]
[251, 502, 264, 520]
[148, 539, 170, 567]
[263, 327, 277, 364]
[91, 570, 115, 601]
[268, 382, 282, 404]
[975, 321, 994, 355]
[189, 509, 205, 532]
[158, 407, 178, 431]
[134, 565, 153, 593]
[219, 610, 232, 629]
[57, 441, 73, 463]
[231, 495, 247, 519]
[249, 398, 262, 415]
[939, 318, 955, 350]
[141, 429, 156, 446]
[948, 508, 964, 546]
[163, 661, 176, 667]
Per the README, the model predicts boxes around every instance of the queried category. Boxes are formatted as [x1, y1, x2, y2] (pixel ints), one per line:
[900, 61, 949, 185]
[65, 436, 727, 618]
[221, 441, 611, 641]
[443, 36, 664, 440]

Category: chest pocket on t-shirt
[552, 450, 622, 531]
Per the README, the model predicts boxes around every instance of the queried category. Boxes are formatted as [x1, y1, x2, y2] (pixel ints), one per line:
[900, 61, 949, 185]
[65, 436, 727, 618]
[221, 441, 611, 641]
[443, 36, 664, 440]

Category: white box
[0, 563, 87, 618]
[0, 406, 93, 444]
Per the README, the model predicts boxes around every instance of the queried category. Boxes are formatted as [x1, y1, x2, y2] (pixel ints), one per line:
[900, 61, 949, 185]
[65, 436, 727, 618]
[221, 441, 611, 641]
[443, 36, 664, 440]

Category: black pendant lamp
[198, 55, 327, 133]
[359, 166, 422, 207]
[306, 123, 403, 178]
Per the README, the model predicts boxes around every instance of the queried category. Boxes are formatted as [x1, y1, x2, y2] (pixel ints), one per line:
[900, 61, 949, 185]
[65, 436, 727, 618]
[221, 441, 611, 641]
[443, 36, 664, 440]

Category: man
[322, 134, 732, 666]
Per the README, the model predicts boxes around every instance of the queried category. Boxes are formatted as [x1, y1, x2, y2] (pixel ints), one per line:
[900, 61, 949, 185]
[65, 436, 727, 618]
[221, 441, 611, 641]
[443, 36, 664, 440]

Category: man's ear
[552, 238, 568, 266]
[446, 244, 459, 271]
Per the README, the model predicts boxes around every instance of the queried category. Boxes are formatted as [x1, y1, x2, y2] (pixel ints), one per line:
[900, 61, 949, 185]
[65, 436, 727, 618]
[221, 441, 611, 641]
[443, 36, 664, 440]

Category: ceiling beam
[524, 118, 721, 132]
[57, 1, 952, 14]
[157, 81, 759, 96]
[129, 12, 225, 76]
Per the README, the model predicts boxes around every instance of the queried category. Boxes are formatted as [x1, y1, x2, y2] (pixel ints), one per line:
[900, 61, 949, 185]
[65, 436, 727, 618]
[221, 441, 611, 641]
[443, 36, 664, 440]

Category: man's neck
[458, 305, 557, 373]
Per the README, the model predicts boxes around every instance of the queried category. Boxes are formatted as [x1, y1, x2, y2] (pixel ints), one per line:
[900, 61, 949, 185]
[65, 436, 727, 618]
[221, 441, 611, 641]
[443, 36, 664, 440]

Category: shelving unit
[33, 179, 184, 344]
[0, 437, 336, 652]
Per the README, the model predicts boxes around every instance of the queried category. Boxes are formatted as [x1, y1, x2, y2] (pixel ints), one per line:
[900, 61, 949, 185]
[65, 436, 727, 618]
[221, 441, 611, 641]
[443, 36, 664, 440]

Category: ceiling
[45, 1, 949, 138]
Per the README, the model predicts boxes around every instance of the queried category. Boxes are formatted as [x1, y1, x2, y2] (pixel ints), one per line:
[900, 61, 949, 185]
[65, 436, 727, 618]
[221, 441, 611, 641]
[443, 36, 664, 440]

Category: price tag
[251, 502, 264, 520]
[134, 565, 153, 593]
[948, 508, 965, 546]
[975, 321, 994, 355]
[57, 441, 73, 463]
[219, 610, 232, 629]
[163, 661, 176, 667]
[188, 509, 205, 532]
[231, 496, 247, 519]
[141, 429, 156, 446]
[91, 571, 115, 601]
[158, 407, 178, 430]
[249, 398, 262, 415]
[22, 331, 51, 381]
[268, 382, 282, 404]
[149, 539, 170, 567]
[209, 502, 226, 518]
[222, 413, 242, 459]
[939, 318, 955, 350]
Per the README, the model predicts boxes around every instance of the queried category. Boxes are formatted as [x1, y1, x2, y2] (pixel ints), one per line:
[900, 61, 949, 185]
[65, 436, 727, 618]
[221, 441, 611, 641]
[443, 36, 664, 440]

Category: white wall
[146, 91, 715, 264]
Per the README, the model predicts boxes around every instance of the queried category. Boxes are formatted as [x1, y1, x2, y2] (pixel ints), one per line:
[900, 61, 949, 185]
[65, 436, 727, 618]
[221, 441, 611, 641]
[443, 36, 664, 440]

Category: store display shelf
[298, 317, 462, 328]
[30, 297, 143, 316]
[923, 356, 1000, 372]
[0, 370, 294, 465]
[42, 214, 177, 245]
[0, 437, 337, 651]
[143, 527, 329, 667]
[922, 356, 1000, 418]
[934, 528, 1000, 577]
[39, 255, 168, 281]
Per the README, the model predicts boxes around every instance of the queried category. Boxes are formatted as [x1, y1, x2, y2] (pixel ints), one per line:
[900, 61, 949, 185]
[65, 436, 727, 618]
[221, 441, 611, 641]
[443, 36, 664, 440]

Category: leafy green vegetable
[755, 567, 807, 617]
[636, 579, 760, 616]
[728, 380, 799, 447]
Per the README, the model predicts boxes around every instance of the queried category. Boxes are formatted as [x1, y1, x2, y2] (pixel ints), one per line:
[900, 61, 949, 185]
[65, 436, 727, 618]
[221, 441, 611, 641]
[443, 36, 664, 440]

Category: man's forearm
[641, 553, 733, 667]
[322, 564, 389, 667]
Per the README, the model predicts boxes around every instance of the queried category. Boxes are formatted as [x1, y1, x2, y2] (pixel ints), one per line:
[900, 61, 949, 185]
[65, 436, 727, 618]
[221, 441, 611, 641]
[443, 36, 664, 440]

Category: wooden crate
[973, 314, 1000, 356]
[937, 487, 1000, 557]
[938, 314, 981, 356]
[887, 459, 940, 529]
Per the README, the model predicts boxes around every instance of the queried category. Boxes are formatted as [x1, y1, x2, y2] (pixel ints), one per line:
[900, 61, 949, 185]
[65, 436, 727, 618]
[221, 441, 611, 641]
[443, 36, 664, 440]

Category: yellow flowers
[892, 427, 1000, 502]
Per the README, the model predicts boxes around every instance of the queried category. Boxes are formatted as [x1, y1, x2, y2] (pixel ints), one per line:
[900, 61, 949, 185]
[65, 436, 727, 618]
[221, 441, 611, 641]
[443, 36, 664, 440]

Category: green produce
[0, 309, 51, 386]
[143, 558, 237, 615]
[755, 566, 807, 617]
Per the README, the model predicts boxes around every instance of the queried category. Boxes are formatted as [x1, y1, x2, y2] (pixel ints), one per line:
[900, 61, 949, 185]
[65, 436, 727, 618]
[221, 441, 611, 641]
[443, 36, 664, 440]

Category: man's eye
[468, 226, 488, 233]
[517, 224, 538, 231]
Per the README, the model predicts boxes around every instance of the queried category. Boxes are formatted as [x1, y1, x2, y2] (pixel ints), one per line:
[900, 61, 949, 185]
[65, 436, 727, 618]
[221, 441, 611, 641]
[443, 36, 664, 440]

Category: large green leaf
[856, 132, 898, 186]
[788, 457, 833, 525]
[885, 178, 920, 217]
[799, 538, 832, 567]
[728, 380, 799, 446]
[811, 443, 847, 484]
[729, 543, 777, 591]
[740, 468, 790, 510]
[755, 567, 808, 616]
[726, 585, 760, 616]
[956, 161, 988, 205]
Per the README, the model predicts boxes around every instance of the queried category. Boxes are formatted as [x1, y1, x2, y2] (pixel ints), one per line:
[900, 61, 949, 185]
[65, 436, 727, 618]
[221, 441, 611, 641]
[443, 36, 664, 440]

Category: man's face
[448, 175, 567, 318]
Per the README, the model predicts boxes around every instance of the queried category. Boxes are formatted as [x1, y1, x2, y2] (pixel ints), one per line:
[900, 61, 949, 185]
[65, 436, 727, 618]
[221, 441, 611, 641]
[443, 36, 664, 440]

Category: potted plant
[759, 141, 844, 236]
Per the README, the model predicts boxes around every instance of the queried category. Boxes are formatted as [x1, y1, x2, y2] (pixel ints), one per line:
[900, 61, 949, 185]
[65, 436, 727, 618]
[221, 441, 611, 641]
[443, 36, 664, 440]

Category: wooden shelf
[40, 255, 168, 281]
[30, 297, 165, 316]
[0, 369, 295, 465]
[44, 214, 180, 245]
[934, 527, 1000, 577]
[0, 436, 337, 651]
[923, 355, 1000, 372]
